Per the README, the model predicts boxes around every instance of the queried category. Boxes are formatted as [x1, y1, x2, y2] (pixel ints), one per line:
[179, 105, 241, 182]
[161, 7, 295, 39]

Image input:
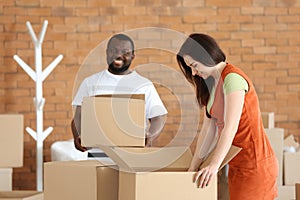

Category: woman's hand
[193, 164, 218, 188]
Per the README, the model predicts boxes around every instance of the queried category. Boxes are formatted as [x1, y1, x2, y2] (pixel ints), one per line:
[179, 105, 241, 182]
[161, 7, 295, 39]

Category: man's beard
[108, 62, 131, 74]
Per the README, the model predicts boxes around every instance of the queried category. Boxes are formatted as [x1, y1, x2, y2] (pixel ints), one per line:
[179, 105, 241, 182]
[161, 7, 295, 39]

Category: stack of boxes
[44, 95, 240, 200]
[0, 114, 43, 200]
[263, 112, 300, 200]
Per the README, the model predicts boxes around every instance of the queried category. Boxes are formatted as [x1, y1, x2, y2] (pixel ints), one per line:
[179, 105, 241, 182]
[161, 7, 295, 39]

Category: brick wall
[1, 0, 299, 190]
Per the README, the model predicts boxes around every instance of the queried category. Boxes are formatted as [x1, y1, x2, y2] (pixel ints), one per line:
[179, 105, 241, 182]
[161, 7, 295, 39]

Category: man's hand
[145, 131, 154, 147]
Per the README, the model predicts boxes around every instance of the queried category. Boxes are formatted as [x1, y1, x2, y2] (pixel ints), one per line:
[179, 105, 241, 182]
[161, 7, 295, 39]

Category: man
[71, 33, 168, 152]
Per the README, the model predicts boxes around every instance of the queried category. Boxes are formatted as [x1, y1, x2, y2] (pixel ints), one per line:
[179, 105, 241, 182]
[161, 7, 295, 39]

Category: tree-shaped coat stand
[13, 20, 63, 191]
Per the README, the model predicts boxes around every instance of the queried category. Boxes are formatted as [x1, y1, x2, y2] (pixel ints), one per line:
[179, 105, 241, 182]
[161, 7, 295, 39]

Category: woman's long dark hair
[176, 33, 226, 107]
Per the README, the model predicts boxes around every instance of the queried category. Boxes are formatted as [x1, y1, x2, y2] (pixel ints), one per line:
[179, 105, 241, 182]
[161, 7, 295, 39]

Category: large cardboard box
[0, 191, 43, 200]
[296, 183, 300, 200]
[265, 128, 284, 185]
[106, 146, 241, 200]
[261, 112, 275, 128]
[0, 115, 23, 167]
[0, 168, 12, 191]
[119, 170, 217, 200]
[276, 186, 295, 200]
[44, 160, 118, 200]
[81, 95, 145, 147]
[284, 152, 300, 186]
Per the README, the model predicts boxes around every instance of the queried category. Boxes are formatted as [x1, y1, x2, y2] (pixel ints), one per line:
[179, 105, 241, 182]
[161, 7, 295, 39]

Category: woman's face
[183, 55, 213, 79]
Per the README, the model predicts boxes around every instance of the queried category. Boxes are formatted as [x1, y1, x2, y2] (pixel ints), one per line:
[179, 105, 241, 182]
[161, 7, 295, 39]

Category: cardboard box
[296, 183, 300, 200]
[265, 128, 284, 185]
[284, 152, 300, 186]
[0, 115, 23, 167]
[119, 170, 217, 200]
[110, 146, 241, 200]
[81, 95, 145, 147]
[261, 112, 275, 128]
[276, 185, 295, 200]
[44, 160, 119, 200]
[284, 134, 299, 149]
[0, 168, 12, 191]
[0, 191, 43, 200]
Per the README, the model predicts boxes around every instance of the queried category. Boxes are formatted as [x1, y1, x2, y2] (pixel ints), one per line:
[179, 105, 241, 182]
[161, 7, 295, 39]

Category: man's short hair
[107, 34, 135, 53]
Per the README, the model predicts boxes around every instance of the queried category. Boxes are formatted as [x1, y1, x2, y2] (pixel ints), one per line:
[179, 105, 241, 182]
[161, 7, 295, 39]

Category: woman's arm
[189, 109, 217, 171]
[194, 90, 245, 188]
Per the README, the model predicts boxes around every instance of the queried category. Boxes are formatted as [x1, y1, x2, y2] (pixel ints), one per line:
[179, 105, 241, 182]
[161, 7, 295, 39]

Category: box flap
[98, 145, 192, 172]
[200, 145, 242, 171]
[0, 191, 43, 199]
[161, 148, 193, 171]
[44, 160, 115, 168]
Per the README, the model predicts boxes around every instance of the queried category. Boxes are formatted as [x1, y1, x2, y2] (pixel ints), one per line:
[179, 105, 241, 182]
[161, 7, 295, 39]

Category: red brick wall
[1, 0, 300, 190]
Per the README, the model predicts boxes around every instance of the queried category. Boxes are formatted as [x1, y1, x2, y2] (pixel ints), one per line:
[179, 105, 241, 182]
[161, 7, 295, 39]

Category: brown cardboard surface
[284, 152, 300, 186]
[0, 191, 43, 200]
[296, 183, 300, 200]
[0, 115, 23, 167]
[265, 128, 284, 185]
[0, 168, 12, 191]
[98, 145, 192, 172]
[44, 160, 118, 200]
[81, 95, 145, 147]
[261, 112, 275, 129]
[276, 185, 295, 200]
[119, 170, 217, 200]
[284, 134, 299, 149]
[200, 145, 242, 171]
[117, 145, 240, 200]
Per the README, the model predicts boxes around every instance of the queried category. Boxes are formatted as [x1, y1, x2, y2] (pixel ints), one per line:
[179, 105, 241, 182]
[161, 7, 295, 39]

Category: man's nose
[114, 50, 123, 57]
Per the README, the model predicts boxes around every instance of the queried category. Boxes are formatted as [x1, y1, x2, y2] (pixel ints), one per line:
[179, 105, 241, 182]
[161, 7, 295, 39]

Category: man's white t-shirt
[72, 70, 168, 160]
[72, 69, 168, 119]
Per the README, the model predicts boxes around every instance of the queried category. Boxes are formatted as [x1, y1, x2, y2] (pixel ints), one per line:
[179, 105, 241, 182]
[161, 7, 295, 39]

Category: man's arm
[146, 114, 167, 146]
[71, 106, 87, 152]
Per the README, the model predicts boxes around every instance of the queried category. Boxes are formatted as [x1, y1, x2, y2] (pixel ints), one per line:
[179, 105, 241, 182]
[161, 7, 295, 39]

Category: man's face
[106, 38, 135, 74]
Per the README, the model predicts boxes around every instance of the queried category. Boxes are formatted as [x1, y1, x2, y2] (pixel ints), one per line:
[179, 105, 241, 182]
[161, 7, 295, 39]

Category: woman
[176, 33, 278, 199]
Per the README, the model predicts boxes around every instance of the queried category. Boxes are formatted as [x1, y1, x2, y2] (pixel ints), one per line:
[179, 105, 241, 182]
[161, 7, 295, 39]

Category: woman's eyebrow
[190, 62, 197, 67]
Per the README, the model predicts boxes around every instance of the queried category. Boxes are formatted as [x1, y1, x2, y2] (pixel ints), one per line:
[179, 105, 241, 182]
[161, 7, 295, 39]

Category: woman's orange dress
[209, 64, 278, 200]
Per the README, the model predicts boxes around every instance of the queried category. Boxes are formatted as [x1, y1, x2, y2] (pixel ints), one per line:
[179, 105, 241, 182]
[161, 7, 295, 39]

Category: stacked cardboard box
[282, 134, 300, 200]
[44, 160, 119, 200]
[0, 115, 42, 199]
[0, 114, 23, 191]
[264, 112, 300, 200]
[0, 191, 43, 200]
[262, 112, 275, 129]
[44, 95, 241, 200]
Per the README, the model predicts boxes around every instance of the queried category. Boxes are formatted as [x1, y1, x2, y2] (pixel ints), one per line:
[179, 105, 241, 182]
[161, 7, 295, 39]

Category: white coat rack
[13, 20, 63, 191]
